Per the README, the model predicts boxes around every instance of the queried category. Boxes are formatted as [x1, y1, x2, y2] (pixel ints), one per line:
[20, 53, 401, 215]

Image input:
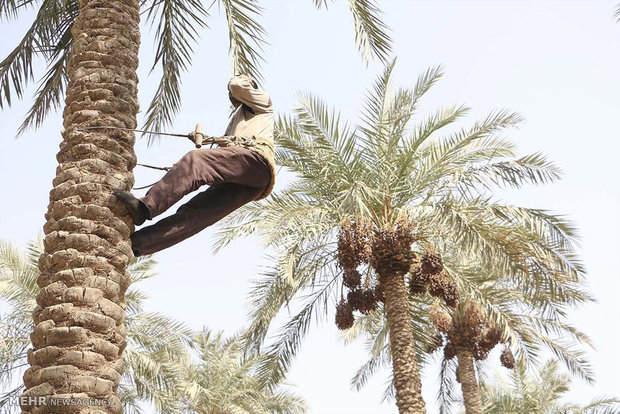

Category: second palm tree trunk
[457, 350, 483, 414]
[382, 272, 426, 413]
[20, 0, 140, 413]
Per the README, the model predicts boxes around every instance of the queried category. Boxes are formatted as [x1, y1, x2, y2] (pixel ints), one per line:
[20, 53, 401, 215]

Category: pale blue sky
[1, 1, 619, 413]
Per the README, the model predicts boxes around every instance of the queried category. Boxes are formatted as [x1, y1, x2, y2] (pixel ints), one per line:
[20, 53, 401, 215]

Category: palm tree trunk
[457, 349, 483, 414]
[382, 272, 426, 413]
[20, 0, 140, 412]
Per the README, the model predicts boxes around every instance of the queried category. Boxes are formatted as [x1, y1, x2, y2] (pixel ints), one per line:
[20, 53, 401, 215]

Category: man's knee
[176, 150, 214, 177]
[181, 148, 230, 168]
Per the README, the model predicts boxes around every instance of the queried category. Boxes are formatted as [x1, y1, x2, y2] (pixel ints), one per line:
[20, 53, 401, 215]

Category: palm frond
[0, 0, 28, 20]
[0, 0, 77, 112]
[358, 58, 396, 151]
[403, 102, 469, 157]
[454, 152, 562, 193]
[437, 357, 459, 414]
[142, 0, 210, 136]
[115, 386, 143, 414]
[567, 397, 620, 414]
[183, 329, 308, 414]
[486, 205, 580, 250]
[0, 240, 39, 307]
[275, 115, 332, 178]
[411, 65, 444, 105]
[0, 0, 44, 19]
[347, 0, 392, 64]
[391, 64, 446, 150]
[311, 0, 332, 9]
[122, 348, 187, 413]
[457, 264, 593, 376]
[253, 272, 340, 389]
[346, 309, 390, 390]
[25, 234, 44, 265]
[535, 333, 594, 384]
[242, 246, 336, 354]
[126, 312, 193, 351]
[418, 197, 585, 294]
[360, 64, 445, 173]
[275, 116, 380, 215]
[128, 255, 158, 284]
[480, 360, 620, 414]
[408, 110, 524, 198]
[349, 341, 390, 391]
[17, 24, 71, 135]
[213, 189, 334, 252]
[292, 92, 366, 186]
[220, 0, 267, 82]
[0, 384, 26, 414]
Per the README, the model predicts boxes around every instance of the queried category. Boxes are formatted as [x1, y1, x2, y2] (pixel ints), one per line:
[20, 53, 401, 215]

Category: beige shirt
[224, 76, 274, 143]
[223, 75, 276, 200]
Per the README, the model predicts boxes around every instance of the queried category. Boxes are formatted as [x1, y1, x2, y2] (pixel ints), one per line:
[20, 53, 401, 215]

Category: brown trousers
[131, 146, 271, 256]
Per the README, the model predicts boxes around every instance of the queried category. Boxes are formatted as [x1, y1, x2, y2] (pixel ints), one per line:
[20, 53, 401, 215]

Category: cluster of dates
[427, 303, 515, 369]
[335, 218, 381, 330]
[408, 252, 459, 308]
[335, 218, 417, 330]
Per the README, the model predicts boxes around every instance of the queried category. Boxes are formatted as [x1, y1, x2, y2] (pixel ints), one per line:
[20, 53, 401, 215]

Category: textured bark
[457, 350, 483, 414]
[382, 272, 426, 414]
[20, 1, 140, 413]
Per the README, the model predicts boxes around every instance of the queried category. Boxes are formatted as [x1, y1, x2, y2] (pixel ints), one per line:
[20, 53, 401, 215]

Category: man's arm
[228, 75, 273, 114]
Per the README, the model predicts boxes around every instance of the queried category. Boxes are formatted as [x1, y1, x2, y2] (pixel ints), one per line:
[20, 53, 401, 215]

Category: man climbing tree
[114, 74, 276, 256]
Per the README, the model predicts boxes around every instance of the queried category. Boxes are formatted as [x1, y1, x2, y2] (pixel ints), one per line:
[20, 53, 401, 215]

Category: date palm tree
[213, 59, 577, 413]
[430, 258, 592, 414]
[478, 360, 620, 414]
[0, 237, 193, 414]
[347, 249, 592, 414]
[0, 0, 391, 411]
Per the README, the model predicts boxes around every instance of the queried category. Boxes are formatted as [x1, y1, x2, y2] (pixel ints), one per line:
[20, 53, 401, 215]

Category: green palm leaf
[141, 0, 210, 136]
[479, 360, 620, 413]
[348, 0, 392, 63]
[220, 0, 267, 82]
[179, 328, 308, 414]
[0, 0, 77, 111]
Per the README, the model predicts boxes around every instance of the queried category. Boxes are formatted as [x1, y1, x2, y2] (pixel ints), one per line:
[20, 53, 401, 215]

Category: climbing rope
[133, 163, 171, 190]
[136, 163, 170, 171]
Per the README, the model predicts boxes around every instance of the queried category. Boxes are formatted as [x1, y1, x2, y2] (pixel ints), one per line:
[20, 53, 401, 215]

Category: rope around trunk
[133, 163, 171, 189]
[136, 163, 171, 171]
